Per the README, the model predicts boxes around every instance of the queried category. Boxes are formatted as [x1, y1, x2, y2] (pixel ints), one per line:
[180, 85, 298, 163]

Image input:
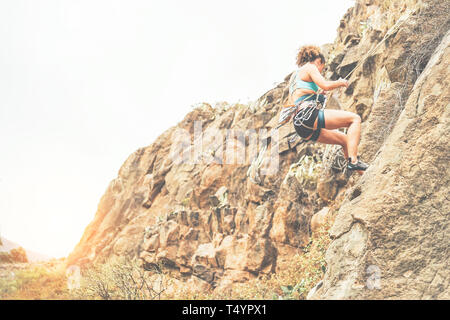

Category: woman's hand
[337, 78, 349, 88]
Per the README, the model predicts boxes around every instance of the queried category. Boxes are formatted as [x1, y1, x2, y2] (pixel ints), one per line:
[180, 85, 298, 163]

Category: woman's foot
[347, 157, 369, 172]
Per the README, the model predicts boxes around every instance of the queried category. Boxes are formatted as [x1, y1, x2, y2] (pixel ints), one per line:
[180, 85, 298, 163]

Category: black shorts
[293, 101, 321, 139]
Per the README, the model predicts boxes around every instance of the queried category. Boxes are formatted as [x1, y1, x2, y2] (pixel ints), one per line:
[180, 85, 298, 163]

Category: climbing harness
[293, 94, 327, 142]
[276, 93, 325, 130]
[277, 92, 329, 148]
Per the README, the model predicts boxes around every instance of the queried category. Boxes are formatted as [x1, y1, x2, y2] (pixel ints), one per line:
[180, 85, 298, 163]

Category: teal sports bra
[289, 69, 319, 94]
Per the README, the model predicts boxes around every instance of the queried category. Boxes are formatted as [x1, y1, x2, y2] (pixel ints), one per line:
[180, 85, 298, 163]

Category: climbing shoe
[347, 157, 369, 171]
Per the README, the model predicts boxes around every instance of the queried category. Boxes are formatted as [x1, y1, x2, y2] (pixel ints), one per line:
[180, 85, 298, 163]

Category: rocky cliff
[67, 0, 449, 298]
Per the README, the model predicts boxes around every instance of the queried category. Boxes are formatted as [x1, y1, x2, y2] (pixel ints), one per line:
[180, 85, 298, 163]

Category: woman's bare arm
[308, 65, 348, 91]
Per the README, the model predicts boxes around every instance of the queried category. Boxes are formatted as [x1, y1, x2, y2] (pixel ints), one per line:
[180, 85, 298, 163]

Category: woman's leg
[314, 109, 361, 163]
[316, 129, 365, 175]
[315, 128, 349, 159]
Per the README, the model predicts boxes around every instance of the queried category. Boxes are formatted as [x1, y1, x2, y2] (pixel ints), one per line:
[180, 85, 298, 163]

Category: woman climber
[286, 45, 368, 173]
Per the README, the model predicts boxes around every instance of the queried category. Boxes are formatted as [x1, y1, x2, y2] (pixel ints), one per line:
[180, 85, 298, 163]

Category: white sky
[0, 0, 354, 258]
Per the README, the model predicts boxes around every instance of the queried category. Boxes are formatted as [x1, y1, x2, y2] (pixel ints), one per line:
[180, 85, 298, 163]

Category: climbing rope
[322, 144, 347, 173]
[343, 9, 414, 81]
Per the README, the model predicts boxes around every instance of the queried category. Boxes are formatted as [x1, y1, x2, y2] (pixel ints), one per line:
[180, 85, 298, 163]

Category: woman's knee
[351, 113, 361, 124]
[322, 110, 360, 130]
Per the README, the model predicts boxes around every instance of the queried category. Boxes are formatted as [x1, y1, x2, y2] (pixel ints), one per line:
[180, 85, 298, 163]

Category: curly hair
[296, 45, 325, 67]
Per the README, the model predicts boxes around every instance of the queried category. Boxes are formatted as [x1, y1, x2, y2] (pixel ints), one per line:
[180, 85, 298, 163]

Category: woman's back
[289, 65, 319, 94]
[289, 63, 320, 104]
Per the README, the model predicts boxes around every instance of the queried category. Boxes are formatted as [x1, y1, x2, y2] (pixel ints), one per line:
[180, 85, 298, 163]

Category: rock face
[310, 29, 450, 300]
[308, 0, 450, 299]
[67, 83, 326, 291]
[68, 0, 449, 298]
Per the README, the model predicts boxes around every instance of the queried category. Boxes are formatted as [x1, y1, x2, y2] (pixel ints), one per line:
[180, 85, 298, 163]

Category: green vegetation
[174, 225, 331, 300]
[0, 262, 70, 300]
[0, 224, 331, 300]
[285, 154, 323, 189]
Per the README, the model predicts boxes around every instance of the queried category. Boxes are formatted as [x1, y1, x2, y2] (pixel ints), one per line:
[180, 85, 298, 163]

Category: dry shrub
[74, 256, 169, 300]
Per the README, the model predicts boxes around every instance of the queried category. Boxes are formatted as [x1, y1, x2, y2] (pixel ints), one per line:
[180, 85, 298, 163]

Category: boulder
[310, 207, 332, 232]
